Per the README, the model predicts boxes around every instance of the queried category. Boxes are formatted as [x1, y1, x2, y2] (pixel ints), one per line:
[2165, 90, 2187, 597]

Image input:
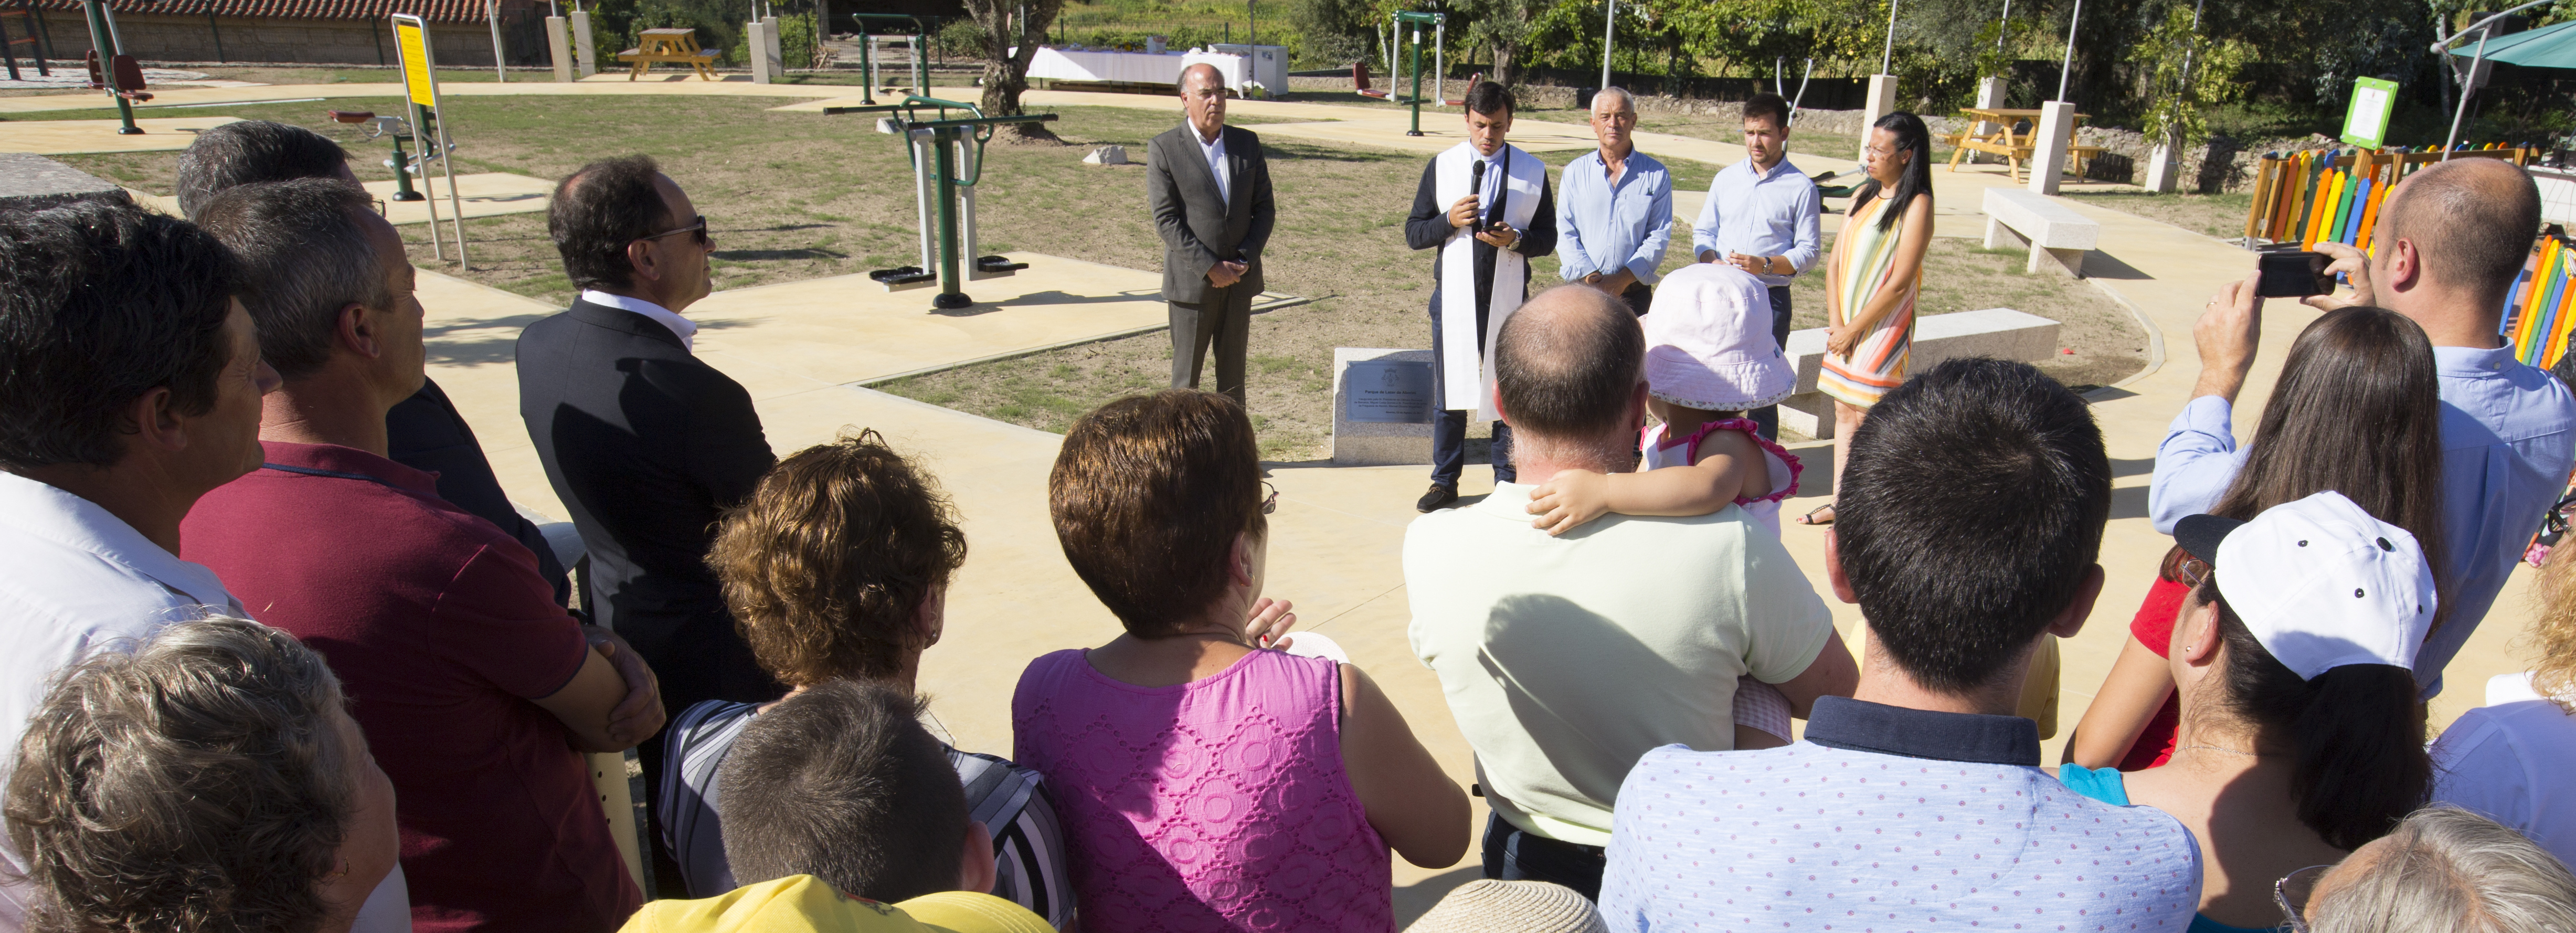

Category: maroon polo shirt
[182, 441, 642, 933]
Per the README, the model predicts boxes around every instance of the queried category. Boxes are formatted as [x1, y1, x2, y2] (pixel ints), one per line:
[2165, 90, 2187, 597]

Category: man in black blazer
[517, 156, 780, 735]
[1148, 62, 1275, 406]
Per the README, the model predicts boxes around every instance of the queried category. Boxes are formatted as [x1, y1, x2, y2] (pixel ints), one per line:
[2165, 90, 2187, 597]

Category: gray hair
[192, 178, 398, 382]
[5, 614, 359, 933]
[2310, 805, 2576, 933]
[173, 120, 349, 219]
[1591, 86, 1636, 113]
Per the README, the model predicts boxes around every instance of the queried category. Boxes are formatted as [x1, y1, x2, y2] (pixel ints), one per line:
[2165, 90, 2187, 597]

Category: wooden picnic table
[619, 28, 720, 81]
[1946, 107, 2104, 183]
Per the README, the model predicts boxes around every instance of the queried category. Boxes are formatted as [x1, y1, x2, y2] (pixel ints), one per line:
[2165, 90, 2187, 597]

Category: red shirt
[182, 441, 641, 933]
[2119, 576, 2191, 771]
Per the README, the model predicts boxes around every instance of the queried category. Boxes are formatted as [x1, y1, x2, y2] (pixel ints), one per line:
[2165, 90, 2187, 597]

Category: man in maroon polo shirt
[182, 178, 666, 933]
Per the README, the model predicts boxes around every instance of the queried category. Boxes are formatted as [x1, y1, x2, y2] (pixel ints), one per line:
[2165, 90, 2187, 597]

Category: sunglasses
[2275, 864, 2331, 931]
[639, 215, 710, 247]
[1260, 481, 1278, 516]
[2177, 556, 2211, 590]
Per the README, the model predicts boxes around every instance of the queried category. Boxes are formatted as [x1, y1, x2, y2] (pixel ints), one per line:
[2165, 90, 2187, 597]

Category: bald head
[2382, 157, 2541, 308]
[1496, 284, 1645, 464]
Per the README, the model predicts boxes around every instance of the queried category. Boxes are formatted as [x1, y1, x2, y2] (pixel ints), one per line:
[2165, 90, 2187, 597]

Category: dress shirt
[2431, 672, 2576, 871]
[580, 289, 698, 351]
[2148, 344, 2576, 696]
[1554, 147, 1672, 285]
[1690, 155, 1822, 287]
[1597, 696, 2201, 932]
[1194, 125, 1229, 204]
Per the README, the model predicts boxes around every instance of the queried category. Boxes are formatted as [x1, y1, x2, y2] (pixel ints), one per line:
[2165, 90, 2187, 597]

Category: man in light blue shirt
[1689, 93, 1820, 439]
[1554, 87, 1671, 317]
[2149, 158, 2574, 698]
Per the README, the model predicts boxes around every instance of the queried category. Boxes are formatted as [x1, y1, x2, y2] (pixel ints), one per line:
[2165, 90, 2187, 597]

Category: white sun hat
[2173, 490, 2436, 681]
[1639, 262, 1796, 412]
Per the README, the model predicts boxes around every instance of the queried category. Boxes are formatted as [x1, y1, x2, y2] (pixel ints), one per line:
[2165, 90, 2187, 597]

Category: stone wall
[26, 11, 528, 67]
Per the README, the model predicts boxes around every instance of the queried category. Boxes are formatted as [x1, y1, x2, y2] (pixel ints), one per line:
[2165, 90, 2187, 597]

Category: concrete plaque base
[1331, 347, 1437, 465]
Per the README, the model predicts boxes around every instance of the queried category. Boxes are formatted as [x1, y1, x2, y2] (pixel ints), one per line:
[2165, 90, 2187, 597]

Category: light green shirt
[1403, 482, 1836, 845]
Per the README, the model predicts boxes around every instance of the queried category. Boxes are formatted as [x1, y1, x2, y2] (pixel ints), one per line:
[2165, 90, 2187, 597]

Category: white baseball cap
[1639, 263, 1796, 412]
[2173, 490, 2435, 681]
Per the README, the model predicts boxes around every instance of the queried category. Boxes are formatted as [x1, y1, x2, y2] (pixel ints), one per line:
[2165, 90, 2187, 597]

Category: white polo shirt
[1403, 482, 1836, 845]
[2432, 672, 2576, 870]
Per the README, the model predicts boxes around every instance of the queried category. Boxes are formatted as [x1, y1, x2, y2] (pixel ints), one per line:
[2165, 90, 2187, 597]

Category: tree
[962, 0, 1068, 140]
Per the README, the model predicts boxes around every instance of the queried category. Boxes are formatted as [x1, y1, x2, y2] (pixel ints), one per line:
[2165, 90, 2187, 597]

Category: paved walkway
[13, 77, 2550, 917]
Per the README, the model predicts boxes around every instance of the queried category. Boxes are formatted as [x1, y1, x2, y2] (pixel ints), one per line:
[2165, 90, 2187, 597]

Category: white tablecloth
[1024, 47, 1250, 92]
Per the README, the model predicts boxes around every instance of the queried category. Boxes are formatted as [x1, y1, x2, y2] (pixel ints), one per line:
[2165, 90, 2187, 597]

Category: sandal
[1796, 503, 1837, 526]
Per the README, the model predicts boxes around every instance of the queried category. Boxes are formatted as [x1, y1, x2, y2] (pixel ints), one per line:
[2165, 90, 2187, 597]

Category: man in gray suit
[1147, 62, 1275, 406]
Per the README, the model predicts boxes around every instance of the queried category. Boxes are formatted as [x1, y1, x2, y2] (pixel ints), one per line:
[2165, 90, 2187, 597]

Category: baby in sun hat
[1526, 261, 1803, 536]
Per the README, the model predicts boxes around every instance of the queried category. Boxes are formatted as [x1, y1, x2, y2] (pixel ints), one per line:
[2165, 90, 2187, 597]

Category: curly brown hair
[708, 430, 968, 687]
[2528, 546, 2576, 714]
[5, 615, 358, 933]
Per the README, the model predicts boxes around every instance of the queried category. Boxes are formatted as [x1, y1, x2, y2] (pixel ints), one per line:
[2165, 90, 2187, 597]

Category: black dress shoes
[1417, 484, 1459, 513]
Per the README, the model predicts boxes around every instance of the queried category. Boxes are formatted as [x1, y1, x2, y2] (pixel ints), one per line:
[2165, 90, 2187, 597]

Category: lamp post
[1598, 0, 1614, 91]
[2054, 0, 2080, 102]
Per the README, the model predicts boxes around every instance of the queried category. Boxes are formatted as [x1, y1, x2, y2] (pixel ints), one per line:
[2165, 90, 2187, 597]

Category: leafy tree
[2129, 4, 2250, 150]
[961, 0, 1068, 139]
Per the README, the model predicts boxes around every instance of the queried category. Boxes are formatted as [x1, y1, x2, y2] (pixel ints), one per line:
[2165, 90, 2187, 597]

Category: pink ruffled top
[1011, 648, 1392, 932]
[1638, 416, 1803, 535]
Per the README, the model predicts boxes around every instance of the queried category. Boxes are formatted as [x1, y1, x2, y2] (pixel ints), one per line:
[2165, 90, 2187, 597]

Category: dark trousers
[1618, 280, 1652, 317]
[1481, 812, 1606, 901]
[1170, 283, 1253, 406]
[1746, 284, 1794, 441]
[1429, 290, 1514, 489]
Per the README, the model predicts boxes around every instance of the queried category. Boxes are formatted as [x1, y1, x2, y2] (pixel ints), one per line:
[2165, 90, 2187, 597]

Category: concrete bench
[1776, 308, 2061, 438]
[1983, 187, 2100, 278]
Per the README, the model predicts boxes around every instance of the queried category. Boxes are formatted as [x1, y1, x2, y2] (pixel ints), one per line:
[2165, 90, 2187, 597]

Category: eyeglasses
[2274, 864, 2333, 932]
[639, 215, 709, 247]
[1260, 481, 1278, 515]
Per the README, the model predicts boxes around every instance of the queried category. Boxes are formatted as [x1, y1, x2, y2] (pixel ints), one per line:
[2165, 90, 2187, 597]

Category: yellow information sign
[392, 14, 437, 109]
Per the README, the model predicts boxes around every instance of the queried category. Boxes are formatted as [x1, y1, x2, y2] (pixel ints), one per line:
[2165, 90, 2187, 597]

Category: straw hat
[1640, 262, 1796, 412]
[1404, 880, 1608, 933]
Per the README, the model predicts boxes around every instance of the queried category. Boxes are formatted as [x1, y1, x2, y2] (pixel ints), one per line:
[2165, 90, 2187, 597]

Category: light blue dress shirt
[2149, 344, 2576, 697]
[1689, 156, 1822, 288]
[1554, 149, 1672, 285]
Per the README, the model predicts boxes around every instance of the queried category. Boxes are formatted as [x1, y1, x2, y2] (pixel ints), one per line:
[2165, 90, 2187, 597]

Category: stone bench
[1777, 308, 2061, 439]
[1983, 187, 2099, 278]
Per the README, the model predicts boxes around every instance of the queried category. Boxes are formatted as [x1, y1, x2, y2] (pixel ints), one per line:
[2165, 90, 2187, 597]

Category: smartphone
[2256, 251, 2336, 299]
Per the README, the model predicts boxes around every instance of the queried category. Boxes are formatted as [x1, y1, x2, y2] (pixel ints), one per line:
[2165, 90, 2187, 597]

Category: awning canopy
[2471, 18, 2576, 70]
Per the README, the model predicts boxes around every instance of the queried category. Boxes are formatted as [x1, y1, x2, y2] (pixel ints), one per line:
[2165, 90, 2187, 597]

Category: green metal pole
[858, 30, 874, 104]
[930, 126, 970, 309]
[1404, 23, 1423, 136]
[79, 0, 138, 135]
[911, 17, 928, 96]
[387, 126, 423, 202]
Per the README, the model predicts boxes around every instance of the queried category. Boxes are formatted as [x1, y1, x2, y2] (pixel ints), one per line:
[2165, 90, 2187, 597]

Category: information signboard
[2340, 77, 2399, 150]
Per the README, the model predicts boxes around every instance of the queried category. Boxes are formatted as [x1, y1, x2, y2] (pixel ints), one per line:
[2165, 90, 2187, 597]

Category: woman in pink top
[1014, 389, 1471, 932]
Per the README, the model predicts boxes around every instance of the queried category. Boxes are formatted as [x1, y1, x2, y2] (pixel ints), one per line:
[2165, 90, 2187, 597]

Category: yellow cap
[618, 876, 1054, 933]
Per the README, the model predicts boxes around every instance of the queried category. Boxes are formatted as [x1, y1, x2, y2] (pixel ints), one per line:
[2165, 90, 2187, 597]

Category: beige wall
[26, 12, 522, 67]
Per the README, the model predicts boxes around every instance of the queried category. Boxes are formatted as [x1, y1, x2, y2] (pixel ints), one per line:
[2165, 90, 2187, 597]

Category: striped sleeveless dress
[1818, 193, 1921, 407]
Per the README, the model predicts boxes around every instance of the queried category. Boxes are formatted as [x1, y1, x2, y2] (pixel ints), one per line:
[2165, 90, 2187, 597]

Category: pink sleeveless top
[1011, 648, 1393, 932]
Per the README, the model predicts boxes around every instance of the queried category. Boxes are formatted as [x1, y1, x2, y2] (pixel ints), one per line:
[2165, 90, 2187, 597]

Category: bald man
[2160, 157, 2574, 697]
[1404, 284, 1854, 897]
[1148, 61, 1275, 406]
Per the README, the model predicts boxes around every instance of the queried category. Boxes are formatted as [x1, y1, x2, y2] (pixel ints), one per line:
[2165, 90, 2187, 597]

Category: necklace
[2174, 744, 2272, 758]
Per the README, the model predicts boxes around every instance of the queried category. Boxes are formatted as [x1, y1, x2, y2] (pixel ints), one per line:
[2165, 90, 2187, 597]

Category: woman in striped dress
[1800, 111, 1935, 526]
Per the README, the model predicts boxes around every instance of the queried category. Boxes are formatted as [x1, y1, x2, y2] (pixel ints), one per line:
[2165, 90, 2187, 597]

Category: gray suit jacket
[1147, 123, 1274, 304]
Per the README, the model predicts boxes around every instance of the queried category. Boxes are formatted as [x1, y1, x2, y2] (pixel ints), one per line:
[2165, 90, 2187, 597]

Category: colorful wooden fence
[2242, 144, 2539, 248]
[2506, 232, 2576, 371]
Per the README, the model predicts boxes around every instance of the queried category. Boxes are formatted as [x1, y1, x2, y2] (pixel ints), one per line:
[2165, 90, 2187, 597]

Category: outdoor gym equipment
[326, 109, 437, 203]
[850, 14, 938, 105]
[1384, 11, 1444, 137]
[74, 0, 144, 134]
[822, 96, 1057, 309]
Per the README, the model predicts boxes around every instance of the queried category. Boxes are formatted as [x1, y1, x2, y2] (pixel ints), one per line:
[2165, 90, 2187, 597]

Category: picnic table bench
[1946, 107, 2103, 183]
[619, 28, 720, 81]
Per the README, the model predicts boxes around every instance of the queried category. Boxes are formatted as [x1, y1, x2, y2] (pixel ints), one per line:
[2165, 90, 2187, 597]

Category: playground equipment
[851, 14, 938, 105]
[823, 96, 1056, 309]
[2242, 144, 2536, 248]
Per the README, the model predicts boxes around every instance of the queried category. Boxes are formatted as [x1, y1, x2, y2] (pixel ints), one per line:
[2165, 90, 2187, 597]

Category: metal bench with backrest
[1983, 187, 2101, 278]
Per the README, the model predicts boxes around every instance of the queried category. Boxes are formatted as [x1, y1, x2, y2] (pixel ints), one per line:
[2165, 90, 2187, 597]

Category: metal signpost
[823, 96, 1054, 309]
[393, 13, 470, 268]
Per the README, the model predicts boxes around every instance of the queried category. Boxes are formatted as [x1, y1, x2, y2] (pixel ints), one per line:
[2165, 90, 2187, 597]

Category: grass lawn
[19, 75, 2144, 459]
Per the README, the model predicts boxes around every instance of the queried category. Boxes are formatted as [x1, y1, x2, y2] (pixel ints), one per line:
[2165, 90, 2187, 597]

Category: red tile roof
[29, 0, 543, 24]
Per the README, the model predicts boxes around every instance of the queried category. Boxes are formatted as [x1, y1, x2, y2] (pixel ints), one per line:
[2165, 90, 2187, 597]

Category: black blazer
[514, 298, 778, 707]
[1147, 123, 1275, 303]
[386, 376, 570, 607]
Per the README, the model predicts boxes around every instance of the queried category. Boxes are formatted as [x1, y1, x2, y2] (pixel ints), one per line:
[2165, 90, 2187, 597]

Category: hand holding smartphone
[2255, 250, 2337, 299]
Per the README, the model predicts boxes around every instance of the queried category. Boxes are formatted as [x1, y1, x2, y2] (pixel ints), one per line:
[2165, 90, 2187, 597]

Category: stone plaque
[1343, 359, 1434, 424]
